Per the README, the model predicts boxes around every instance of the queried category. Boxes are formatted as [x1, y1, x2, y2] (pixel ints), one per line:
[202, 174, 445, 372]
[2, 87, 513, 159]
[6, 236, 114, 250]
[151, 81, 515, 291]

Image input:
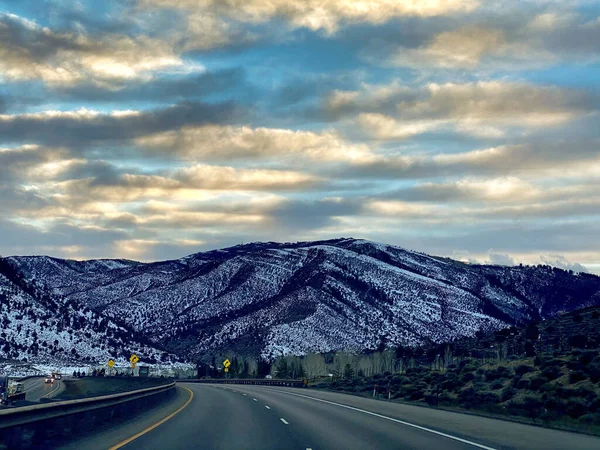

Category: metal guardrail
[0, 381, 175, 430]
[182, 378, 306, 388]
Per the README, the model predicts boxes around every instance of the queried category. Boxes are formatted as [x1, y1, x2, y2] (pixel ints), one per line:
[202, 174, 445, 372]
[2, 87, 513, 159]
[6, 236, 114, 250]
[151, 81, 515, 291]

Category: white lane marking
[243, 394, 247, 396]
[265, 406, 271, 410]
[280, 418, 289, 425]
[253, 398, 258, 402]
[263, 389, 496, 450]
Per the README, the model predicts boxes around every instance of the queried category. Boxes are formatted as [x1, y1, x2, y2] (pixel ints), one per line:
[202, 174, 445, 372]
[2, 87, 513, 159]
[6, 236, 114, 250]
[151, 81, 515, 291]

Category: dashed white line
[265, 406, 271, 410]
[263, 389, 496, 450]
[243, 394, 247, 396]
[253, 398, 258, 402]
[280, 418, 289, 425]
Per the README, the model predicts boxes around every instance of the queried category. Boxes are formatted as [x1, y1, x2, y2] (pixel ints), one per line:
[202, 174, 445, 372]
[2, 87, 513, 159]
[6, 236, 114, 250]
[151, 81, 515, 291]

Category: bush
[579, 413, 600, 424]
[540, 365, 562, 381]
[529, 376, 547, 390]
[490, 380, 504, 390]
[569, 370, 587, 384]
[460, 372, 476, 383]
[501, 386, 517, 402]
[484, 366, 513, 381]
[515, 365, 534, 376]
[566, 400, 587, 419]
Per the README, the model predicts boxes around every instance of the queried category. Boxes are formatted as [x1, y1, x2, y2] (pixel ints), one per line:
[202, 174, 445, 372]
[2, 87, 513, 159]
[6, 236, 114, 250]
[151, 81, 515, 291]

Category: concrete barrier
[0, 382, 175, 449]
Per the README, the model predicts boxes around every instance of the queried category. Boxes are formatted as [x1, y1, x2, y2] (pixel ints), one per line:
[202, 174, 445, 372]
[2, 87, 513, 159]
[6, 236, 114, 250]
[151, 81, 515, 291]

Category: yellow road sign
[224, 368, 229, 373]
[108, 359, 115, 368]
[223, 359, 231, 368]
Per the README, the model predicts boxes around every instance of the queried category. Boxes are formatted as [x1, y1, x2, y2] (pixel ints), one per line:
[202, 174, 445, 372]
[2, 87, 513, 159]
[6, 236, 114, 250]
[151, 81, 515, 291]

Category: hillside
[0, 259, 181, 365]
[2, 238, 600, 362]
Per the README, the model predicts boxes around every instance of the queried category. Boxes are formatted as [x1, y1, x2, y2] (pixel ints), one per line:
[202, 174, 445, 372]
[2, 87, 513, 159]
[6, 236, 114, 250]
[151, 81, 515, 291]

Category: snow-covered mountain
[2, 238, 600, 362]
[0, 258, 181, 365]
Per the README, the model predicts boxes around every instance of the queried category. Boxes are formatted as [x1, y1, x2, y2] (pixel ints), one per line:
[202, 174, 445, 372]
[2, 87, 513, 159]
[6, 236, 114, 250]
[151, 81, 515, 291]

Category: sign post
[130, 354, 140, 376]
[223, 359, 231, 378]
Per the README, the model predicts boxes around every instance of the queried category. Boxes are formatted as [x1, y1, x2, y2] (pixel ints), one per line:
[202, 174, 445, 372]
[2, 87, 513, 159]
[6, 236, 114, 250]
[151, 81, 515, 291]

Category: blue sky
[0, 0, 599, 273]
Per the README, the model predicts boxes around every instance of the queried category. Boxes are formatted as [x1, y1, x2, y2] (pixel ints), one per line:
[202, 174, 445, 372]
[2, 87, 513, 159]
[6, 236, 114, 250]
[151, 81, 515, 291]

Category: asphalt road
[59, 383, 600, 450]
[20, 377, 63, 402]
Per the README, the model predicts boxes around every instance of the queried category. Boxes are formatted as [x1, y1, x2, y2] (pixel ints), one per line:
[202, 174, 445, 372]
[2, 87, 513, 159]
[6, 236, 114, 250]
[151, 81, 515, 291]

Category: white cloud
[136, 125, 376, 164]
[140, 0, 480, 34]
[0, 13, 184, 86]
[540, 255, 588, 273]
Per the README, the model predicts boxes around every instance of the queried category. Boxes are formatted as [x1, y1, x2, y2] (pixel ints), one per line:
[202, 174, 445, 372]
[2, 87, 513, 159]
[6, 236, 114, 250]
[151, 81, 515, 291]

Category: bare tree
[302, 353, 327, 379]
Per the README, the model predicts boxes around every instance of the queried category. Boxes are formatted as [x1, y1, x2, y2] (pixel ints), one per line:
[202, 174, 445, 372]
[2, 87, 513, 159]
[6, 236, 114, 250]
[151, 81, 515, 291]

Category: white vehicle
[44, 375, 55, 384]
[265, 375, 273, 379]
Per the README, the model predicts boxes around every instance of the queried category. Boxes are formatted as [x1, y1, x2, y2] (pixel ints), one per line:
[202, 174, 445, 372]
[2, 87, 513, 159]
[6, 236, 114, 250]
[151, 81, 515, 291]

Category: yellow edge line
[41, 381, 61, 399]
[109, 386, 194, 450]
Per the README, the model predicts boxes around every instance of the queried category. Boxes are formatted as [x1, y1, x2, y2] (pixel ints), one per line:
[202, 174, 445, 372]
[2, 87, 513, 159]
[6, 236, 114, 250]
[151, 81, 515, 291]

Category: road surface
[59, 383, 600, 450]
[20, 377, 63, 402]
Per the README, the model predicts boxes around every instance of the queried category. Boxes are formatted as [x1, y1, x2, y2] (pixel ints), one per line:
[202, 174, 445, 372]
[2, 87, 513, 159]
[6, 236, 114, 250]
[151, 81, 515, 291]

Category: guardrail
[181, 378, 306, 388]
[0, 381, 175, 449]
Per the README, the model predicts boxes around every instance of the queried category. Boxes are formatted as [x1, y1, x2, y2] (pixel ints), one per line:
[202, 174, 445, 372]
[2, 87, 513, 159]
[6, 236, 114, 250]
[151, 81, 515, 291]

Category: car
[44, 376, 54, 384]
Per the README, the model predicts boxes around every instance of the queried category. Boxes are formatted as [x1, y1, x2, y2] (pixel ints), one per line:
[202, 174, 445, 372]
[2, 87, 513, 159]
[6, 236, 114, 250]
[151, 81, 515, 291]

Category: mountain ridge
[2, 238, 599, 363]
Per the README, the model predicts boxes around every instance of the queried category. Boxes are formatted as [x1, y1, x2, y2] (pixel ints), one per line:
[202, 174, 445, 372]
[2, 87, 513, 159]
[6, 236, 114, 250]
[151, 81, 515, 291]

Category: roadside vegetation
[263, 306, 600, 434]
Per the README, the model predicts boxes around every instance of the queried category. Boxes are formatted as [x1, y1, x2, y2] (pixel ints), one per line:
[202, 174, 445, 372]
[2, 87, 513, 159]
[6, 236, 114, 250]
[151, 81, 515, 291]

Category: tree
[343, 363, 354, 379]
[302, 353, 327, 379]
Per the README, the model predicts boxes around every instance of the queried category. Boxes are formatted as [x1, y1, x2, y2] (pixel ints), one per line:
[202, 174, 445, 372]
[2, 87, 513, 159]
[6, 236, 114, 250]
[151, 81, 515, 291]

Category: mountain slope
[0, 258, 181, 365]
[3, 238, 600, 361]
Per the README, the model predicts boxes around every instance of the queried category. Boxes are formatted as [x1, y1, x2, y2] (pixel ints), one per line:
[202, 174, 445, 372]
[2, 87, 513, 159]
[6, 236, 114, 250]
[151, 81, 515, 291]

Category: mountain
[0, 258, 182, 365]
[2, 238, 600, 363]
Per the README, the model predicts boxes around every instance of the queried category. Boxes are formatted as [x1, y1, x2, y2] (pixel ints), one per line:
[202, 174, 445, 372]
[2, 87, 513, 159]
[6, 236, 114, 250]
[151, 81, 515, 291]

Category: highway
[20, 377, 63, 402]
[58, 383, 600, 450]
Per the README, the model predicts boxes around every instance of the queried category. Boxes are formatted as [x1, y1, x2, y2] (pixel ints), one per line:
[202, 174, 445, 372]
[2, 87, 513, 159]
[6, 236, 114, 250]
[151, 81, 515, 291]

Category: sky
[0, 0, 599, 273]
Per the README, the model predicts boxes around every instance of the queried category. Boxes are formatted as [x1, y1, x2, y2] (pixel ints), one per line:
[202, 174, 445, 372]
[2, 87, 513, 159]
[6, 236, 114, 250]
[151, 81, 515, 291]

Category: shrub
[458, 387, 476, 408]
[586, 362, 600, 383]
[579, 413, 600, 424]
[569, 370, 587, 384]
[516, 378, 531, 390]
[501, 386, 517, 402]
[490, 380, 504, 390]
[540, 365, 562, 381]
[529, 376, 547, 390]
[566, 399, 587, 419]
[460, 372, 476, 383]
[515, 365, 534, 376]
[484, 366, 513, 381]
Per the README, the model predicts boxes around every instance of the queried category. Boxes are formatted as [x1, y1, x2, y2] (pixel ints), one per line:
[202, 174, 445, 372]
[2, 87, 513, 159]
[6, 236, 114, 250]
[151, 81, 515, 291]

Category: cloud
[487, 252, 516, 266]
[390, 26, 512, 69]
[360, 12, 600, 70]
[384, 177, 536, 203]
[540, 255, 588, 273]
[337, 139, 600, 180]
[136, 125, 375, 163]
[45, 68, 245, 103]
[0, 102, 242, 147]
[0, 13, 184, 86]
[175, 164, 320, 191]
[268, 198, 363, 231]
[324, 80, 597, 139]
[140, 0, 480, 34]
